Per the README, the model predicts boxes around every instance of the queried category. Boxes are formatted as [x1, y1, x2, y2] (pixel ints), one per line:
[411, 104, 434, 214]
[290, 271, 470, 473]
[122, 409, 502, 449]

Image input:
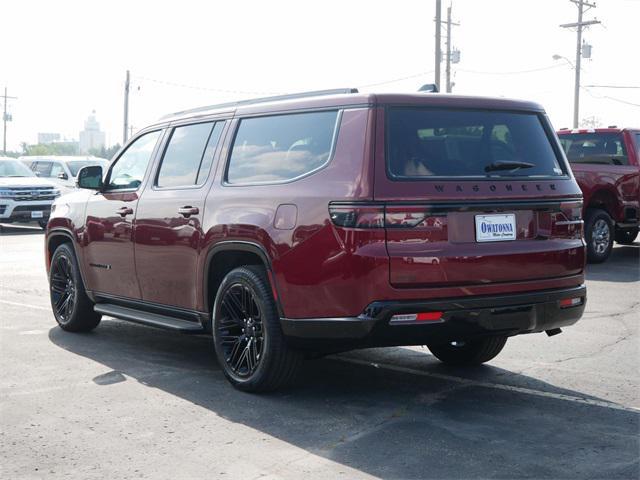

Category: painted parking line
[336, 356, 640, 414]
[0, 300, 50, 311]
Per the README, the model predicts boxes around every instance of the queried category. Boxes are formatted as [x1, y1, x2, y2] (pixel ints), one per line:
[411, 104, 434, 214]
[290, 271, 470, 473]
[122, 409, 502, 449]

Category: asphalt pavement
[1, 223, 638, 479]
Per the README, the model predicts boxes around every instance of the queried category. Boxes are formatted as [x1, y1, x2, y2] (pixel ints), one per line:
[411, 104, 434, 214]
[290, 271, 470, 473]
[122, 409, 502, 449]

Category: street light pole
[123, 70, 130, 144]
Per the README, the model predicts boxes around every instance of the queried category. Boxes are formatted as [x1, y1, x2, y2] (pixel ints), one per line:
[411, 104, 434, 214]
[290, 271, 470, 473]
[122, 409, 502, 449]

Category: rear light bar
[559, 297, 583, 308]
[329, 203, 445, 229]
[389, 311, 443, 324]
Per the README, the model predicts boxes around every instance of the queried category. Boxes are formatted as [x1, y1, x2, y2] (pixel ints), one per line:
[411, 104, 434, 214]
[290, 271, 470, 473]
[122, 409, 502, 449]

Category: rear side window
[559, 132, 629, 166]
[156, 122, 223, 188]
[226, 111, 339, 184]
[387, 108, 564, 179]
[33, 162, 52, 177]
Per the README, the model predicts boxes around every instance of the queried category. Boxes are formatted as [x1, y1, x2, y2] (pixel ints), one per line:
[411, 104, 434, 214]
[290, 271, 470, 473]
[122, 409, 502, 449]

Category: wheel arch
[203, 241, 284, 319]
[586, 188, 618, 219]
[46, 229, 94, 301]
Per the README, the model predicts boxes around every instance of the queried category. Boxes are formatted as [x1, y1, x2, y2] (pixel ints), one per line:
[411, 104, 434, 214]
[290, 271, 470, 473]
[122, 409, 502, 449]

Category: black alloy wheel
[217, 283, 264, 378]
[50, 251, 77, 323]
[49, 243, 101, 332]
[212, 266, 302, 392]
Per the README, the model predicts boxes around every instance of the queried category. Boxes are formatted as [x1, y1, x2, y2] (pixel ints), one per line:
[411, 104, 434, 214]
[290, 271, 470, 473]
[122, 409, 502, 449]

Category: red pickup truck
[557, 128, 640, 263]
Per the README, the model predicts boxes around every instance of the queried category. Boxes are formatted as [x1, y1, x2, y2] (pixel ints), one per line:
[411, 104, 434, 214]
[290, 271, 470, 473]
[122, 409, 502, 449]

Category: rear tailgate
[374, 105, 585, 289]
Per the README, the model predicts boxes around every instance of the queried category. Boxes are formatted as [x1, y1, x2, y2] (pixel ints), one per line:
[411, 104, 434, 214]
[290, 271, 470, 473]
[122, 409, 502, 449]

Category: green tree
[89, 144, 121, 160]
[24, 143, 79, 156]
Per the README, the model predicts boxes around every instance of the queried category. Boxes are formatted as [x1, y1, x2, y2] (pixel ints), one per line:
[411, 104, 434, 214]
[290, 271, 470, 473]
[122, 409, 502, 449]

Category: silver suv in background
[20, 156, 109, 193]
[0, 157, 60, 229]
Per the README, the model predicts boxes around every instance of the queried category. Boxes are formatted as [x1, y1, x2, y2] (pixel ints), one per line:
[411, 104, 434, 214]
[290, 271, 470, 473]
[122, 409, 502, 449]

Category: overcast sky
[2, 0, 639, 151]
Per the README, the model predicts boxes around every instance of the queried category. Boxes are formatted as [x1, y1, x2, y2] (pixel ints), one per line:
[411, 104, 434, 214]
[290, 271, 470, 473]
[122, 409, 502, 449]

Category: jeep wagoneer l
[46, 89, 586, 392]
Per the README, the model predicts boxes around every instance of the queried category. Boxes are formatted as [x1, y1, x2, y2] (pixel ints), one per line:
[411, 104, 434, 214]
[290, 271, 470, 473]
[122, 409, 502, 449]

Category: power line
[583, 85, 640, 89]
[582, 86, 640, 107]
[458, 64, 566, 75]
[132, 75, 282, 96]
[358, 71, 434, 88]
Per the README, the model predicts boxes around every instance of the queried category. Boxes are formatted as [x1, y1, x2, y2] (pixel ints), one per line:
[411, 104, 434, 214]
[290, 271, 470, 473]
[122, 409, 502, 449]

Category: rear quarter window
[387, 108, 564, 179]
[559, 132, 629, 166]
[226, 110, 340, 184]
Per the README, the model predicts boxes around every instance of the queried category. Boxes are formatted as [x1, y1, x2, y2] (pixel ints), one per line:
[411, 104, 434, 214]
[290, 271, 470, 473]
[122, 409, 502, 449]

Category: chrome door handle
[178, 206, 199, 217]
[117, 206, 133, 217]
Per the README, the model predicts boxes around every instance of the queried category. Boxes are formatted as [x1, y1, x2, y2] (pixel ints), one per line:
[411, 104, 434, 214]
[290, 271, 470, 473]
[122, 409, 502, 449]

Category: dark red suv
[46, 90, 586, 392]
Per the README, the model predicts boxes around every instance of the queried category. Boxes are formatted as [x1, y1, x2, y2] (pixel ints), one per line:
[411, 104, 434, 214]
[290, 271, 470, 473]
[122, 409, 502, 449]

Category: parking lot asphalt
[1, 223, 638, 479]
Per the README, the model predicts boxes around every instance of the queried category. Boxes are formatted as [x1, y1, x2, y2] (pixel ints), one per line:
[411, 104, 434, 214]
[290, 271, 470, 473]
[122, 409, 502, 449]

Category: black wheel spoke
[216, 281, 264, 378]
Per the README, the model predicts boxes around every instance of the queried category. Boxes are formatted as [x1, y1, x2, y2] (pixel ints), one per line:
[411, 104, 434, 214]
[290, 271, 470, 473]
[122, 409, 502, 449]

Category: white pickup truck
[0, 157, 60, 229]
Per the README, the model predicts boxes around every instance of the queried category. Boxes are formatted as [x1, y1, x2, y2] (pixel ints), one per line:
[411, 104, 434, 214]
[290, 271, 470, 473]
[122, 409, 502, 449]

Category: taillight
[329, 203, 445, 229]
[329, 204, 385, 228]
[551, 201, 583, 239]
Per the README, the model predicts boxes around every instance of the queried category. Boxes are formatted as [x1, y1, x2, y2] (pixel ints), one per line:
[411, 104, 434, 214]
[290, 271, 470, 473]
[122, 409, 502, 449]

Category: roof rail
[161, 88, 359, 120]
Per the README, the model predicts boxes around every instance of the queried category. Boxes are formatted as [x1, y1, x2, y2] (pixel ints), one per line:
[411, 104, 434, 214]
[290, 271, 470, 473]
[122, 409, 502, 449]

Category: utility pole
[434, 0, 442, 91]
[560, 0, 600, 128]
[2, 87, 17, 155]
[444, 4, 460, 93]
[123, 70, 130, 144]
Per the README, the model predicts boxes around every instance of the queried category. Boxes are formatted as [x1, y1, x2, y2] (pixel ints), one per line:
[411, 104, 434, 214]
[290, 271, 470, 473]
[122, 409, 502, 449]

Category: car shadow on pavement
[586, 244, 639, 283]
[48, 320, 639, 479]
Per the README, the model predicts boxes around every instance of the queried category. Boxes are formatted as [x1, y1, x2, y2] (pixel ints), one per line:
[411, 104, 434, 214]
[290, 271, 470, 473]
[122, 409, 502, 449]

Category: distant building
[38, 133, 61, 144]
[79, 111, 106, 153]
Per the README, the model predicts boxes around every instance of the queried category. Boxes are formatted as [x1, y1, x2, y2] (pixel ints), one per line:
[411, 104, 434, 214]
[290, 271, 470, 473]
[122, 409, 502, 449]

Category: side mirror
[77, 165, 103, 190]
[58, 172, 69, 180]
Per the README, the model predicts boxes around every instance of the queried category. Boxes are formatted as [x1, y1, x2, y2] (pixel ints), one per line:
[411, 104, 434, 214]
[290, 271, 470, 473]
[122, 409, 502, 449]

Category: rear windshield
[558, 132, 629, 166]
[387, 108, 564, 179]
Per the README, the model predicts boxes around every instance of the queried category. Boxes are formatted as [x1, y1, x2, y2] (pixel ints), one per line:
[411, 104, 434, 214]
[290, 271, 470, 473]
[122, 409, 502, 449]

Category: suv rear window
[387, 108, 564, 179]
[559, 132, 629, 166]
[226, 111, 339, 184]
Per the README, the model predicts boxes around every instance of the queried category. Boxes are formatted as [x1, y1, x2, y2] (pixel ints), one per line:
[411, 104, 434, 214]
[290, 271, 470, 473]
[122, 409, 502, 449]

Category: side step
[94, 303, 205, 333]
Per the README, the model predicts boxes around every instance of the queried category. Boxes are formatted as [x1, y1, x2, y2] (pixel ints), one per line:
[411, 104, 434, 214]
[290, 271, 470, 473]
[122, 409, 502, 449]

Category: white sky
[2, 0, 639, 151]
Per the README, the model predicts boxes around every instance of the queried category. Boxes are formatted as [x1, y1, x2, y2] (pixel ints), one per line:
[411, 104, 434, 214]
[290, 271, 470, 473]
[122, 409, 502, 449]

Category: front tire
[427, 336, 507, 366]
[212, 266, 302, 392]
[584, 208, 614, 263]
[49, 243, 101, 332]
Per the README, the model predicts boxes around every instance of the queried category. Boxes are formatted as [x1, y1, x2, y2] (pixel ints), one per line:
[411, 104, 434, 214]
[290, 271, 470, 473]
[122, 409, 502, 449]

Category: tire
[38, 219, 48, 230]
[427, 336, 507, 366]
[615, 227, 638, 245]
[49, 243, 101, 332]
[584, 208, 614, 264]
[212, 266, 303, 392]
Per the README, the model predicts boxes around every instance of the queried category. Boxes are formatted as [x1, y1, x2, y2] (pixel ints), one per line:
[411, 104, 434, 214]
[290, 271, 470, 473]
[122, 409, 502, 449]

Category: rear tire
[212, 266, 303, 392]
[584, 208, 614, 263]
[427, 336, 507, 366]
[38, 219, 48, 230]
[49, 243, 101, 332]
[615, 227, 638, 245]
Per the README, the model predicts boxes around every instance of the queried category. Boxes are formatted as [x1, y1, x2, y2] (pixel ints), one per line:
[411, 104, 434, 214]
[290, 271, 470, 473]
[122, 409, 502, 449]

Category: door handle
[117, 206, 134, 217]
[178, 206, 199, 217]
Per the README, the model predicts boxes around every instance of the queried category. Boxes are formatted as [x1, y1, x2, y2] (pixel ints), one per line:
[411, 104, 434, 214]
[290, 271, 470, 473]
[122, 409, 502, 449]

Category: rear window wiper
[484, 161, 535, 173]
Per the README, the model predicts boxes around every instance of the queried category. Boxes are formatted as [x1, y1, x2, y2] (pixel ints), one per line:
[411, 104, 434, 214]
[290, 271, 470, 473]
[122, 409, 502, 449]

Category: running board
[94, 303, 205, 333]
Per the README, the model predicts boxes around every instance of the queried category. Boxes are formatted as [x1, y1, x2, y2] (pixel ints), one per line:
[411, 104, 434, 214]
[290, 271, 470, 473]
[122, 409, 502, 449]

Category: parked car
[20, 156, 109, 193]
[557, 127, 640, 262]
[0, 157, 60, 228]
[45, 90, 587, 392]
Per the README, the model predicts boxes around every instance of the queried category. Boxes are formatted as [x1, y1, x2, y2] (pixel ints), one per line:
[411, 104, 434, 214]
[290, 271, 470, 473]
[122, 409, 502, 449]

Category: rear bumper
[280, 285, 586, 348]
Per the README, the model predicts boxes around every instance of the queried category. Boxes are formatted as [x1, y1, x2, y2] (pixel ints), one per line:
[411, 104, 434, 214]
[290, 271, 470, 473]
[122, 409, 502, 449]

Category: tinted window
[559, 132, 629, 166]
[33, 161, 52, 177]
[387, 109, 564, 178]
[635, 133, 640, 157]
[107, 130, 161, 190]
[156, 122, 222, 188]
[0, 160, 36, 177]
[227, 111, 339, 184]
[50, 162, 65, 178]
